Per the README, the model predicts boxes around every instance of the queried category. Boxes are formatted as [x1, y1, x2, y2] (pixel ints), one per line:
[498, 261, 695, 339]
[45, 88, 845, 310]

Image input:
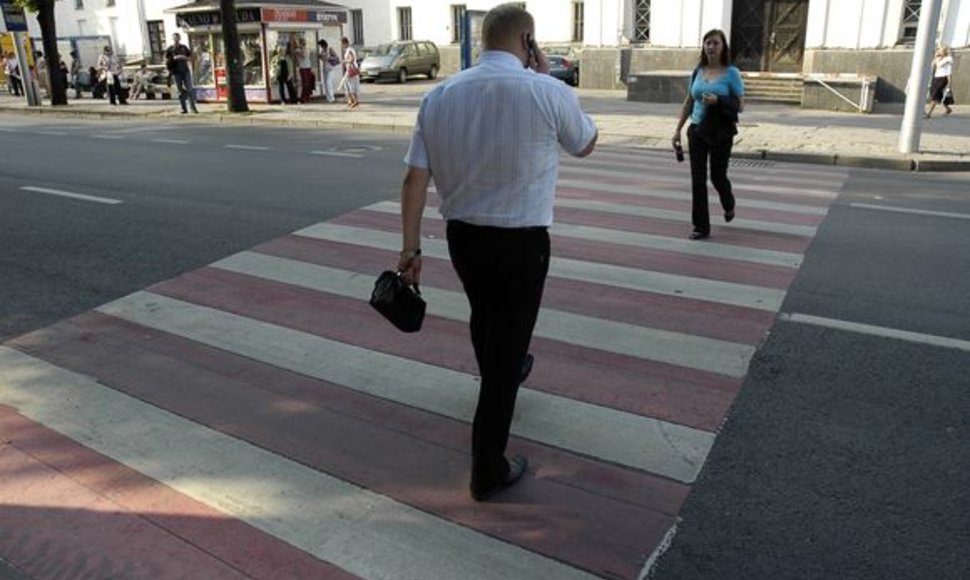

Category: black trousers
[687, 124, 735, 234]
[446, 220, 550, 489]
[107, 74, 126, 104]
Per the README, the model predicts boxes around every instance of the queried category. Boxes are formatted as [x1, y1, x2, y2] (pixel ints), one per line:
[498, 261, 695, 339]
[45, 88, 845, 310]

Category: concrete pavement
[1, 82, 969, 171]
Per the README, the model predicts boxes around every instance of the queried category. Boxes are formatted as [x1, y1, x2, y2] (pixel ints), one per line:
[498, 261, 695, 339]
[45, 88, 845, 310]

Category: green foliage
[13, 0, 57, 13]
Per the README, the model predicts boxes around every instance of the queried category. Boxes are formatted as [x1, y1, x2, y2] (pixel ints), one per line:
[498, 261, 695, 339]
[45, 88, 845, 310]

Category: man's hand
[528, 45, 551, 75]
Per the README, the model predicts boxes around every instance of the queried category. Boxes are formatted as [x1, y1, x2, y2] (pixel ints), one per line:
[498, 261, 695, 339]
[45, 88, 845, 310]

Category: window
[451, 4, 466, 44]
[75, 0, 83, 9]
[510, 2, 526, 9]
[106, 0, 115, 6]
[77, 19, 87, 35]
[633, 0, 650, 43]
[899, 0, 921, 44]
[351, 9, 364, 45]
[398, 7, 413, 41]
[146, 20, 165, 64]
[572, 1, 584, 42]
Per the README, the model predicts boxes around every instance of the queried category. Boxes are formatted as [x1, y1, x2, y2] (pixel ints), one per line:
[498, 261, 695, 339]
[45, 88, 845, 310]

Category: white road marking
[849, 203, 970, 221]
[152, 138, 190, 144]
[19, 186, 122, 205]
[293, 221, 788, 311]
[310, 150, 364, 158]
[36, 131, 68, 136]
[92, 134, 125, 140]
[97, 291, 717, 482]
[780, 313, 970, 353]
[225, 144, 270, 151]
[0, 346, 598, 580]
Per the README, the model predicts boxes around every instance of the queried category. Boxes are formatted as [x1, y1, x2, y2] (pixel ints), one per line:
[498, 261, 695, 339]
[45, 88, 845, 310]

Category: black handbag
[369, 270, 426, 333]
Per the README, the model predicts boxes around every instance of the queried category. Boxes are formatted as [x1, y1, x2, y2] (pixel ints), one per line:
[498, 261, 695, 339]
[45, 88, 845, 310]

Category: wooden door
[765, 0, 809, 72]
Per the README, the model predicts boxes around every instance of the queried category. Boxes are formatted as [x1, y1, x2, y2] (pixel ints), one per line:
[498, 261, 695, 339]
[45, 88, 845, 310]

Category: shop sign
[177, 8, 260, 28]
[313, 11, 347, 24]
[262, 8, 309, 23]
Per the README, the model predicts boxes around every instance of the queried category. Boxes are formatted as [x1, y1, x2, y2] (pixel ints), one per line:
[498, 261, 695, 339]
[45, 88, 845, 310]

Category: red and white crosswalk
[0, 148, 848, 579]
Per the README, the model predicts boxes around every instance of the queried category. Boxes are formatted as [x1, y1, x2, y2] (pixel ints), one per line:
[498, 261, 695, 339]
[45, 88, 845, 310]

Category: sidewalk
[2, 87, 969, 171]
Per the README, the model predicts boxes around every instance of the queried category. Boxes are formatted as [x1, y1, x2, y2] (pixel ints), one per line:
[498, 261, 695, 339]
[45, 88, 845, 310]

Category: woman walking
[340, 37, 360, 109]
[672, 29, 745, 240]
[925, 47, 954, 118]
[294, 37, 315, 103]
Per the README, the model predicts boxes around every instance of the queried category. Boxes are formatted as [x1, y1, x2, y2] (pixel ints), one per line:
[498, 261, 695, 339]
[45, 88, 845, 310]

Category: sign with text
[1, 0, 28, 33]
[261, 8, 346, 24]
[176, 8, 260, 28]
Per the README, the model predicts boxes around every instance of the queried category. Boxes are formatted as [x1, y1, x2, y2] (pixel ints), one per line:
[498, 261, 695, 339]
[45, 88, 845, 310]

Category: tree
[15, 0, 67, 106]
[220, 0, 249, 113]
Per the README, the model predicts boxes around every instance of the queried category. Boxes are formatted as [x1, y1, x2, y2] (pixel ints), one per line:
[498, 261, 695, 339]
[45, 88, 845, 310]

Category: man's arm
[575, 131, 598, 158]
[397, 166, 431, 285]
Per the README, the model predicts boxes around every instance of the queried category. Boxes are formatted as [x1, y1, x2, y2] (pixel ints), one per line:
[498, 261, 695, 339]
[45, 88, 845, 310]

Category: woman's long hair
[698, 29, 731, 67]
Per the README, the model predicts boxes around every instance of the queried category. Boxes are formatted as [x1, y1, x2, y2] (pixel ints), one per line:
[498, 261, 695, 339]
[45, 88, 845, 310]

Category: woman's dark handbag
[369, 271, 426, 333]
[943, 87, 955, 106]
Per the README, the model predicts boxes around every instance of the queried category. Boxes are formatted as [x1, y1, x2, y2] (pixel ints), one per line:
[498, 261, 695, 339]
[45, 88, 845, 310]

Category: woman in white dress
[339, 37, 360, 109]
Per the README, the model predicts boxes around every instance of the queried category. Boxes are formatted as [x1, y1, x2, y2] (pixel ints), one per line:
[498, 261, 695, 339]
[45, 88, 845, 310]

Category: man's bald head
[482, 3, 534, 51]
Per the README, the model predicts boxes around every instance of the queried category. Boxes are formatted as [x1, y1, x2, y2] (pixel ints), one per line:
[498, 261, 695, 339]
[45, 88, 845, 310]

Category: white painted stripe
[554, 197, 818, 237]
[213, 251, 758, 375]
[781, 313, 970, 353]
[96, 292, 716, 482]
[36, 131, 67, 136]
[365, 202, 803, 269]
[92, 134, 124, 140]
[225, 144, 270, 151]
[293, 221, 788, 311]
[0, 346, 598, 580]
[19, 186, 122, 205]
[0, 127, 18, 132]
[569, 151, 850, 181]
[310, 150, 364, 158]
[850, 203, 970, 221]
[557, 179, 830, 215]
[152, 138, 190, 144]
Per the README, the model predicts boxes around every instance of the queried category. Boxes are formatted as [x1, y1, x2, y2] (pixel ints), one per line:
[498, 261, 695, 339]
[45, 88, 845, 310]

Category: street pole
[13, 31, 40, 106]
[898, 0, 943, 154]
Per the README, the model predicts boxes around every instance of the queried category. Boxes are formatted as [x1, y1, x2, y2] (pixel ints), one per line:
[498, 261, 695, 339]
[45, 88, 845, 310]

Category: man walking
[165, 33, 198, 114]
[395, 3, 597, 502]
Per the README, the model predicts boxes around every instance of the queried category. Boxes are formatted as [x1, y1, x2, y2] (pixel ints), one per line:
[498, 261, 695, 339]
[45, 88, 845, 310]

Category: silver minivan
[360, 41, 440, 83]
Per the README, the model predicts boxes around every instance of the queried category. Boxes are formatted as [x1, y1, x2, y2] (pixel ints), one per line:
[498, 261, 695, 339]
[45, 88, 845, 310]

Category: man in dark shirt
[165, 33, 198, 114]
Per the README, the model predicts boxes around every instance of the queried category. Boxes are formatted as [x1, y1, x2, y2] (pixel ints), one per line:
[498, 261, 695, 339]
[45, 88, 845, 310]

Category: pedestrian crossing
[0, 148, 848, 579]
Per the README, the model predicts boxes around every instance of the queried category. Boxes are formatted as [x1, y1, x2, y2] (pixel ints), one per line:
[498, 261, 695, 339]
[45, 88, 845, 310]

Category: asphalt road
[2, 114, 968, 579]
[0, 115, 410, 341]
[650, 168, 970, 580]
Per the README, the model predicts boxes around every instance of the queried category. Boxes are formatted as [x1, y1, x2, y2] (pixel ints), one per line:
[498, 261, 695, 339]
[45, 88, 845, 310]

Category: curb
[3, 104, 970, 172]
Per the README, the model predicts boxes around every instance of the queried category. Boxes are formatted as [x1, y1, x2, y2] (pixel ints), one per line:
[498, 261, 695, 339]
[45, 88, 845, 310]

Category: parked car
[544, 45, 580, 86]
[359, 41, 440, 83]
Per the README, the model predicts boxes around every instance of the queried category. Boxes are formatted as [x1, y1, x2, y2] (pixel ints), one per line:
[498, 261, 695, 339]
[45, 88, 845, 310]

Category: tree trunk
[220, 0, 249, 113]
[37, 1, 67, 106]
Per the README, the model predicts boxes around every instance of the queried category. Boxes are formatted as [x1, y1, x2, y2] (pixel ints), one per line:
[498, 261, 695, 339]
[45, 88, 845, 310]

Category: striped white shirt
[405, 50, 597, 228]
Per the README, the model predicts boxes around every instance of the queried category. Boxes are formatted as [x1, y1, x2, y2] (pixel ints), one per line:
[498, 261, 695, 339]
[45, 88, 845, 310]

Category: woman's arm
[673, 92, 693, 144]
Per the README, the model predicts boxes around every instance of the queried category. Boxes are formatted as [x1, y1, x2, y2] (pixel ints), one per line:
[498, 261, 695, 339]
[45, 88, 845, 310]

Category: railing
[806, 75, 872, 113]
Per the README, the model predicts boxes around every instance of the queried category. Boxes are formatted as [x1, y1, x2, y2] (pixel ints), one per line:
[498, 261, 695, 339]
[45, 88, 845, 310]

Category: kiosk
[169, 0, 348, 103]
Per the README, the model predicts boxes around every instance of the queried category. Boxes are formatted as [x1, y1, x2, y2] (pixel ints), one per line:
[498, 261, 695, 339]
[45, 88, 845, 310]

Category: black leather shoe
[519, 353, 534, 385]
[470, 455, 528, 502]
[689, 230, 710, 240]
[724, 209, 735, 223]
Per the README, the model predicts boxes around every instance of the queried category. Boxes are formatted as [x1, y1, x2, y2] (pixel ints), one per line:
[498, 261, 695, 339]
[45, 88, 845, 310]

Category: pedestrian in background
[396, 3, 597, 502]
[672, 28, 744, 240]
[165, 33, 198, 114]
[69, 50, 82, 99]
[295, 37, 315, 103]
[4, 52, 22, 96]
[34, 51, 48, 97]
[317, 39, 339, 103]
[97, 46, 127, 105]
[272, 42, 297, 105]
[339, 37, 360, 109]
[925, 47, 954, 118]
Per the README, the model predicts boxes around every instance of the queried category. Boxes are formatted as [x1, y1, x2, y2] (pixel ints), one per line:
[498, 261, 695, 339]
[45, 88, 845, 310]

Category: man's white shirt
[405, 50, 597, 228]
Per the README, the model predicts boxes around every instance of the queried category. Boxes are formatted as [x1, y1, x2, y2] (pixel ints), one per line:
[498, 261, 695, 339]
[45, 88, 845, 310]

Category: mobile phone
[674, 142, 684, 163]
[526, 34, 537, 63]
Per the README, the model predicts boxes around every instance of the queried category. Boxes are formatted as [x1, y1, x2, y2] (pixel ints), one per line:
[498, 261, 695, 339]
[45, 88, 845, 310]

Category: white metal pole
[13, 31, 40, 106]
[898, 0, 943, 154]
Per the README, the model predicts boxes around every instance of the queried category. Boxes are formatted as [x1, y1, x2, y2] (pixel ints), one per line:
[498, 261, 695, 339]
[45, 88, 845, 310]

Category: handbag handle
[395, 270, 421, 296]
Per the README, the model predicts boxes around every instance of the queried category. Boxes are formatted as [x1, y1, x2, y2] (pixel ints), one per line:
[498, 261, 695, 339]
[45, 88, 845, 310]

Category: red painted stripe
[10, 315, 688, 579]
[557, 166, 837, 207]
[256, 230, 774, 345]
[0, 404, 357, 580]
[153, 264, 741, 431]
[556, 186, 826, 227]
[331, 210, 798, 289]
